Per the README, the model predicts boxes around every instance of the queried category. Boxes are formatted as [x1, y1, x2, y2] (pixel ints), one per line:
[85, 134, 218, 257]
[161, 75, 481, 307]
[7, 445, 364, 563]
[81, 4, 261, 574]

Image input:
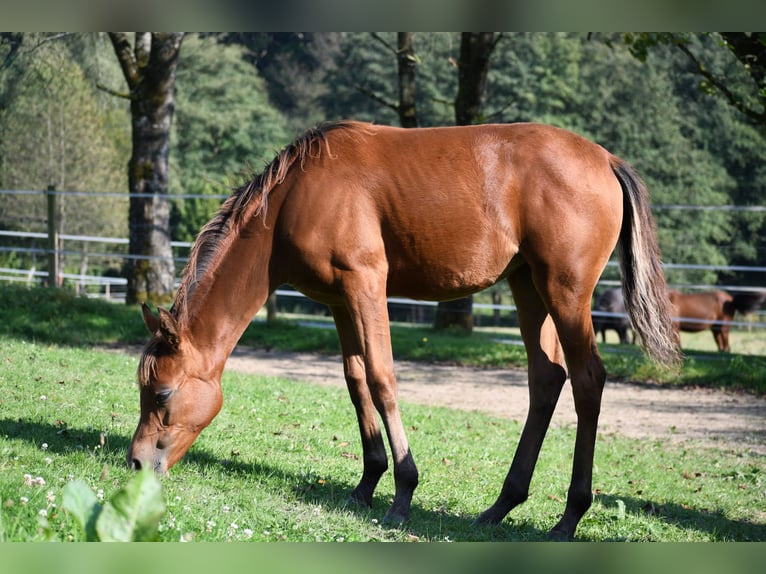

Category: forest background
[0, 32, 764, 302]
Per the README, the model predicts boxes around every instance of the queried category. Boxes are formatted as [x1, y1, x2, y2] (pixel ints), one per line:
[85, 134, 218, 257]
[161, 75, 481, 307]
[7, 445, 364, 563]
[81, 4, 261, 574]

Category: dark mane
[172, 120, 362, 322]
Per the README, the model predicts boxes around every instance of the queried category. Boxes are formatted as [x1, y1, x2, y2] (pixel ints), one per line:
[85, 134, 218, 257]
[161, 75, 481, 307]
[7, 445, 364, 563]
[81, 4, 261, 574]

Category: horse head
[127, 304, 223, 474]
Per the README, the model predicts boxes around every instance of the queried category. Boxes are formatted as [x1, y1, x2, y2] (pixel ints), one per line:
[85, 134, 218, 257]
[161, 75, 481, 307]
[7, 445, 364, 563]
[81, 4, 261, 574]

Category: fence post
[46, 185, 60, 287]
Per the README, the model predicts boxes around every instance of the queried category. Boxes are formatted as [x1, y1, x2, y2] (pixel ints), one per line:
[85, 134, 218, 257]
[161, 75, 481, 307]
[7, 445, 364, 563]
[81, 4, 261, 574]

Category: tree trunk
[397, 33, 418, 128]
[109, 32, 184, 306]
[454, 32, 497, 126]
[434, 32, 499, 332]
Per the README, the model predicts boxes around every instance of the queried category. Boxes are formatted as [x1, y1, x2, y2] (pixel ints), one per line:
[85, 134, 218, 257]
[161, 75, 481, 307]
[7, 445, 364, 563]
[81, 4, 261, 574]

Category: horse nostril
[130, 458, 143, 471]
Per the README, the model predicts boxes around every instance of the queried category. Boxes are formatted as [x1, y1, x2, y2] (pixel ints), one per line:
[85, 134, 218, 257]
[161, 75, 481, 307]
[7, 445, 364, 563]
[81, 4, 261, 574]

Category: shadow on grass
[0, 285, 148, 347]
[0, 417, 133, 458]
[596, 493, 766, 542]
[181, 441, 765, 542]
[181, 449, 551, 541]
[4, 416, 763, 541]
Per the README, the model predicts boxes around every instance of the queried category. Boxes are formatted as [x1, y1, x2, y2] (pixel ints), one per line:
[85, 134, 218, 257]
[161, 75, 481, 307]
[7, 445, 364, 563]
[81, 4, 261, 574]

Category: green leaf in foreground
[63, 468, 165, 542]
[96, 468, 165, 542]
[62, 479, 101, 541]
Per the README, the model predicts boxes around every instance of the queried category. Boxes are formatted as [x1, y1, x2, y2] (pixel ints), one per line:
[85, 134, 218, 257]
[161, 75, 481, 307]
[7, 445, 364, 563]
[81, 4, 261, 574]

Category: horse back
[271, 122, 624, 301]
[669, 289, 734, 331]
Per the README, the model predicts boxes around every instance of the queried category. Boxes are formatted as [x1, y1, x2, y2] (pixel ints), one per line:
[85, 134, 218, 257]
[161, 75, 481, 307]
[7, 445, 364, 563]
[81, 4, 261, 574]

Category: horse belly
[383, 228, 519, 300]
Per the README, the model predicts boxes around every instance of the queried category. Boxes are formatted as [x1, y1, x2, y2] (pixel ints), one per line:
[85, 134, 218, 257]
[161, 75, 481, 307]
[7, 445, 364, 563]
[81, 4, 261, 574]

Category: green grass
[0, 338, 763, 542]
[0, 285, 764, 541]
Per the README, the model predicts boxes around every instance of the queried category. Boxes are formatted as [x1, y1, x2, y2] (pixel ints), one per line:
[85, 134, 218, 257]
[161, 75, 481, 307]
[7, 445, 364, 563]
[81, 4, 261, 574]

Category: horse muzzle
[127, 442, 169, 475]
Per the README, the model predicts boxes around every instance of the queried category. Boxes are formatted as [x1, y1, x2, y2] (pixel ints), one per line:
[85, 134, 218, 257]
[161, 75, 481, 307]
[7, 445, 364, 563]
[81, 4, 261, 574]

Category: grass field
[0, 285, 764, 542]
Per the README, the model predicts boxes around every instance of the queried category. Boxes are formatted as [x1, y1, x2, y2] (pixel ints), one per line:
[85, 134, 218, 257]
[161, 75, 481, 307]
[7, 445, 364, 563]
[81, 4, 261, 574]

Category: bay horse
[669, 289, 735, 352]
[131, 121, 679, 540]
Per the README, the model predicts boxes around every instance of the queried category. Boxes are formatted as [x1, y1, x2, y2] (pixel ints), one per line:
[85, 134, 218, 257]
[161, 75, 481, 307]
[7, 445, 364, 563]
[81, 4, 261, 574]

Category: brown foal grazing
[130, 121, 679, 540]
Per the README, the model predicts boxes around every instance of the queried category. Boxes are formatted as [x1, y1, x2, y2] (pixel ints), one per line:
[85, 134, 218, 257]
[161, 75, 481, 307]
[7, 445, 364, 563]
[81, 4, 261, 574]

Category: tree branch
[370, 32, 397, 55]
[675, 39, 766, 123]
[96, 82, 131, 100]
[355, 83, 399, 113]
[135, 32, 151, 71]
[108, 32, 139, 90]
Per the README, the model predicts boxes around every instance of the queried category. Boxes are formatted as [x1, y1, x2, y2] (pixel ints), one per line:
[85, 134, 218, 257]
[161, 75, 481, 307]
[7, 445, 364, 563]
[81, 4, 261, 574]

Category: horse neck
[181, 206, 279, 371]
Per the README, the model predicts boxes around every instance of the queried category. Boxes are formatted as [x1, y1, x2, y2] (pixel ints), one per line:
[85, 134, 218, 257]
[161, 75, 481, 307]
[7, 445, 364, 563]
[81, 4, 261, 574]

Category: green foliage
[0, 35, 126, 192]
[63, 468, 165, 542]
[0, 34, 129, 279]
[320, 32, 456, 126]
[2, 32, 766, 287]
[169, 34, 290, 243]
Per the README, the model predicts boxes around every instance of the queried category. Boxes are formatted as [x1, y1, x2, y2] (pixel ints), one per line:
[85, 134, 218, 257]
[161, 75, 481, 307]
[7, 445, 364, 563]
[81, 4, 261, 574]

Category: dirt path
[226, 347, 766, 455]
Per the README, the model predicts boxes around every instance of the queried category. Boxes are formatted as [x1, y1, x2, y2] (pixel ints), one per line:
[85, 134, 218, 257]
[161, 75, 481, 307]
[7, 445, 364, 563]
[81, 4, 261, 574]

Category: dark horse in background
[669, 289, 766, 352]
[130, 121, 679, 540]
[592, 287, 634, 344]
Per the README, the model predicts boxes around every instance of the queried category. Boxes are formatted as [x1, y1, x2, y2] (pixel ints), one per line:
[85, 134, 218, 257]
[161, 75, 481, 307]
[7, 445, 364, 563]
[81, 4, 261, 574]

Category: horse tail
[610, 157, 681, 367]
[731, 290, 766, 316]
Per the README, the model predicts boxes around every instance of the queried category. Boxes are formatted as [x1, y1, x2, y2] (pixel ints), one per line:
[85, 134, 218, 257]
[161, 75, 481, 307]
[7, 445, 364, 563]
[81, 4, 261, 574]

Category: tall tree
[433, 32, 501, 332]
[108, 32, 184, 305]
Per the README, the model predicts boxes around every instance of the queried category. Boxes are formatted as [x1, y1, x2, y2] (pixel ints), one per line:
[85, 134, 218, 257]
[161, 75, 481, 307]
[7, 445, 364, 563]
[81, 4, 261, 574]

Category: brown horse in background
[669, 289, 737, 352]
[130, 121, 679, 540]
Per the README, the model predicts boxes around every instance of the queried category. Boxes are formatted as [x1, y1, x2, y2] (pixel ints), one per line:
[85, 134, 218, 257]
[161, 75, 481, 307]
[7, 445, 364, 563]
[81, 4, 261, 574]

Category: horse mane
[172, 120, 365, 324]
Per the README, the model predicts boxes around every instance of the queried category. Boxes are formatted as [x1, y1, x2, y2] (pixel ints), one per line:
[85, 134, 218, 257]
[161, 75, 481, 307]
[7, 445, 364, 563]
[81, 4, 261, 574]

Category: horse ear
[141, 303, 160, 334]
[157, 307, 182, 351]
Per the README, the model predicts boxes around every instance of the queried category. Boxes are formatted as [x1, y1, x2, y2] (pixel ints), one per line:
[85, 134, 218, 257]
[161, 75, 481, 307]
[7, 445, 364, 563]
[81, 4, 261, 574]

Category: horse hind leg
[712, 324, 730, 352]
[546, 296, 606, 540]
[475, 266, 568, 528]
[476, 263, 607, 541]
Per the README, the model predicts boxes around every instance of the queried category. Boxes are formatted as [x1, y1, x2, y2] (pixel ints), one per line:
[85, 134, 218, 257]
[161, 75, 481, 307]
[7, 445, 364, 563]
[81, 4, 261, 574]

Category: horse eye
[155, 390, 173, 407]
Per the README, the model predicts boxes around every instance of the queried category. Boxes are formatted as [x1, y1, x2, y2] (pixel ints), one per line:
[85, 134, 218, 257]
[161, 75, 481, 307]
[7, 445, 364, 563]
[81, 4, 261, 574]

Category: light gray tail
[611, 157, 681, 367]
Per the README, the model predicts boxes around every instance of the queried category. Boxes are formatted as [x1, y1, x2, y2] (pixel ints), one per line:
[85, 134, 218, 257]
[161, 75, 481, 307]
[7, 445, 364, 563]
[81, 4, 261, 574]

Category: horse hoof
[382, 507, 409, 526]
[547, 526, 574, 542]
[345, 494, 372, 509]
[346, 487, 373, 508]
[472, 507, 505, 527]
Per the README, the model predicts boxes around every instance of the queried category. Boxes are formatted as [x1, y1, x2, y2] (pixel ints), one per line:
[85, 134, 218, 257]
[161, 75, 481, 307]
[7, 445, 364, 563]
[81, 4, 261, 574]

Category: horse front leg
[338, 285, 418, 524]
[331, 306, 389, 508]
